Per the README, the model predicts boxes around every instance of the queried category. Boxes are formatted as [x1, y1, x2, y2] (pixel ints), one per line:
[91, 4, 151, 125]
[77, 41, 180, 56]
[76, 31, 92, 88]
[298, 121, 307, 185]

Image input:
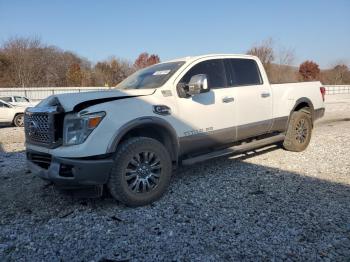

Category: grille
[25, 113, 51, 143]
[24, 106, 63, 148]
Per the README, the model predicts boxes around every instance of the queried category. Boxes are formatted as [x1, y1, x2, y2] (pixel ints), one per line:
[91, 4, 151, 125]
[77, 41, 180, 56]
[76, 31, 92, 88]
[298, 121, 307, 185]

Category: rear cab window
[224, 59, 263, 86]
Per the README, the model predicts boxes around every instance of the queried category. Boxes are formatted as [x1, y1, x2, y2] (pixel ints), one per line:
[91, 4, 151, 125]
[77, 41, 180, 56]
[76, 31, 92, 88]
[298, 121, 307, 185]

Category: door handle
[222, 96, 234, 103]
[261, 92, 271, 98]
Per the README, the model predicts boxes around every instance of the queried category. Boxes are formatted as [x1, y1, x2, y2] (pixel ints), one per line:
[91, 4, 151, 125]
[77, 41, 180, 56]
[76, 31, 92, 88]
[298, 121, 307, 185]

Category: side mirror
[187, 74, 210, 96]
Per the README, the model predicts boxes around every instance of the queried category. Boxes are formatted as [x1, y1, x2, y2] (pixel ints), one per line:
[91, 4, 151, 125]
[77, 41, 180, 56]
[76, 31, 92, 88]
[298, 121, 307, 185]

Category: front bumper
[27, 150, 113, 188]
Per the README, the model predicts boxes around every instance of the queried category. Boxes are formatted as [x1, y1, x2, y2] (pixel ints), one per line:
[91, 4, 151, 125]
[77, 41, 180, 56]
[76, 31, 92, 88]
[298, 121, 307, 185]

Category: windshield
[116, 61, 185, 89]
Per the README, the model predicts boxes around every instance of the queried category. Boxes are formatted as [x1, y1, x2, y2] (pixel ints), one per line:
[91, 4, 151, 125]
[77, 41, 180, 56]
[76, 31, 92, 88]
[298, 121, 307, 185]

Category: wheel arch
[288, 97, 315, 125]
[107, 117, 179, 164]
[12, 112, 24, 125]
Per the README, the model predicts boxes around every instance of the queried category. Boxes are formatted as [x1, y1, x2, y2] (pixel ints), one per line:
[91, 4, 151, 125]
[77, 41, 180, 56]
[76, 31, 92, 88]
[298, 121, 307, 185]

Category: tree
[247, 38, 298, 83]
[0, 37, 91, 87]
[332, 64, 349, 84]
[94, 57, 133, 87]
[1, 37, 46, 87]
[299, 61, 320, 81]
[247, 38, 275, 80]
[134, 52, 160, 69]
[269, 47, 297, 83]
[0, 53, 11, 86]
[247, 38, 274, 65]
[66, 63, 82, 86]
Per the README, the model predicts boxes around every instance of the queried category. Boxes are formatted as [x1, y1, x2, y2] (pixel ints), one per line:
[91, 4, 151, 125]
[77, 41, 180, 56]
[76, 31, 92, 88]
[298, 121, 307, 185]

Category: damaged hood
[37, 88, 156, 112]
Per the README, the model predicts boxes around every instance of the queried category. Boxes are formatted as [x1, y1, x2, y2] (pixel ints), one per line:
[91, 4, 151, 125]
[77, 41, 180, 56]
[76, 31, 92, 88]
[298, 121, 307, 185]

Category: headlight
[63, 111, 105, 146]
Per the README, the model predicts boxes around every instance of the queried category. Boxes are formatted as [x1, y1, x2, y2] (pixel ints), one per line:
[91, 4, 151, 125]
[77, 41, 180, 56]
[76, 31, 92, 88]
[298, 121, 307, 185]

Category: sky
[0, 0, 349, 68]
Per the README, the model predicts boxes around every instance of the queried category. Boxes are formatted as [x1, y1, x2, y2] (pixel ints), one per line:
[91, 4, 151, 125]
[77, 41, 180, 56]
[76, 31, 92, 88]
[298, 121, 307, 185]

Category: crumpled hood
[37, 89, 156, 111]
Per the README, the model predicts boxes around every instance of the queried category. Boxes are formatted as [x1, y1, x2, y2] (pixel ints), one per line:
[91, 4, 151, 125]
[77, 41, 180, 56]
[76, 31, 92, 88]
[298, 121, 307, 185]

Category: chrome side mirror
[187, 74, 209, 96]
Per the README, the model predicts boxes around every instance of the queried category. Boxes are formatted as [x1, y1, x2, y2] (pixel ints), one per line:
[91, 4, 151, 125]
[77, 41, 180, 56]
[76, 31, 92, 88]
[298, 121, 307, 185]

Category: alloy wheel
[124, 151, 162, 193]
[295, 118, 308, 144]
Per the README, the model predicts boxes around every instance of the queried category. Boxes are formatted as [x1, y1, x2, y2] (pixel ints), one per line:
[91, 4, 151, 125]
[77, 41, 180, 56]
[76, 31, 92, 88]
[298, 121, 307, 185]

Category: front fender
[106, 116, 179, 160]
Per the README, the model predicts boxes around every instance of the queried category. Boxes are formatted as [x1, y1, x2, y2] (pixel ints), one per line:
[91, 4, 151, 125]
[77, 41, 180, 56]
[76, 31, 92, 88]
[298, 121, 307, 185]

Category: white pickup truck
[25, 54, 325, 206]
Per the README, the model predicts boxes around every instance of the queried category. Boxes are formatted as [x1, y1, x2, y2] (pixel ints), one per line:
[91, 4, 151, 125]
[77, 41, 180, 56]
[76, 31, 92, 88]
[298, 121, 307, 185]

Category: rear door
[224, 58, 273, 140]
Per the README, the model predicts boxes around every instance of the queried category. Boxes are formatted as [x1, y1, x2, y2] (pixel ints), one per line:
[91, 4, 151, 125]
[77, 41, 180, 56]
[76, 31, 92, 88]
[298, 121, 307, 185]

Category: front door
[0, 101, 13, 122]
[174, 59, 237, 155]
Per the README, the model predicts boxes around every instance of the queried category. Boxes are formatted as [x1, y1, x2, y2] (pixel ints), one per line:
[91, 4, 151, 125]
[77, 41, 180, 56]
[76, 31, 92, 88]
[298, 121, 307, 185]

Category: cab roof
[167, 54, 258, 63]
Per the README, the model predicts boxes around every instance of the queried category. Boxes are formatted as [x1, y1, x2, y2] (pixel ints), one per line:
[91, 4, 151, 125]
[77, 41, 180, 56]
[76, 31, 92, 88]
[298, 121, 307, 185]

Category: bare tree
[66, 63, 82, 86]
[2, 37, 45, 87]
[94, 57, 133, 87]
[0, 37, 88, 87]
[247, 38, 298, 83]
[331, 63, 349, 84]
[247, 38, 274, 64]
[272, 47, 297, 83]
[247, 38, 275, 80]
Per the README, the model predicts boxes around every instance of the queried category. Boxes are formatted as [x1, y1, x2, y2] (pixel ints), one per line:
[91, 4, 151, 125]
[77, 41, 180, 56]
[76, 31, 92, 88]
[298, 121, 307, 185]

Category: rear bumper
[314, 107, 325, 121]
[27, 150, 113, 188]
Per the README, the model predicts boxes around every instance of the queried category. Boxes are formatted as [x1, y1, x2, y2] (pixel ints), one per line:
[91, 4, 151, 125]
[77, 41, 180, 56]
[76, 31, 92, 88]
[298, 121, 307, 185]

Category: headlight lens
[63, 111, 105, 146]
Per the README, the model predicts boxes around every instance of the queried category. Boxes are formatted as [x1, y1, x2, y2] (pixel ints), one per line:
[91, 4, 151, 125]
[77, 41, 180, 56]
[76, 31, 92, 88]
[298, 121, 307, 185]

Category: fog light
[59, 164, 74, 178]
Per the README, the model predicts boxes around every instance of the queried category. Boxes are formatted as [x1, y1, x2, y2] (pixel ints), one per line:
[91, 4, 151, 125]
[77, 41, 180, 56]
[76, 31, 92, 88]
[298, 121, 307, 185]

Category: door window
[180, 59, 226, 88]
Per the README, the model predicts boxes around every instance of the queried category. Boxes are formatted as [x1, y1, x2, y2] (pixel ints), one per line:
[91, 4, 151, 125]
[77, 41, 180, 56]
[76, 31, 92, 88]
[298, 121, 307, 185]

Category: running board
[182, 134, 285, 166]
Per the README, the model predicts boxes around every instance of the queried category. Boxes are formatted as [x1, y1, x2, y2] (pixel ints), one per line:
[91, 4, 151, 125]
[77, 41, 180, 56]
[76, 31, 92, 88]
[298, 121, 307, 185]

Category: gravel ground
[0, 95, 350, 261]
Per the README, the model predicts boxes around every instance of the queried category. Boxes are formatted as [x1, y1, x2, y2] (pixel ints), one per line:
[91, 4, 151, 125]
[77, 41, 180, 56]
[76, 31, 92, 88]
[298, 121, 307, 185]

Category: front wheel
[107, 137, 172, 206]
[13, 113, 24, 127]
[283, 111, 312, 152]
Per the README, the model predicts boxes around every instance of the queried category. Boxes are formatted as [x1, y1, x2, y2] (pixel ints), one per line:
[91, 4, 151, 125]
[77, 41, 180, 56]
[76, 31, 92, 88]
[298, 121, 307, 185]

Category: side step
[182, 134, 285, 166]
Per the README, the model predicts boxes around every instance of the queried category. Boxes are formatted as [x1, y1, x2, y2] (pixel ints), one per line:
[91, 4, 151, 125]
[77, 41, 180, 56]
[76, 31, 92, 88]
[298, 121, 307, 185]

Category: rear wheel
[283, 111, 312, 152]
[13, 114, 24, 127]
[107, 137, 172, 206]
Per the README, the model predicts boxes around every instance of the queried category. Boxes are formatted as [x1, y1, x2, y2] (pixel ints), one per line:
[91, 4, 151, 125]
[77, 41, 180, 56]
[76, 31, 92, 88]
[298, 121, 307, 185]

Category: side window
[225, 59, 262, 86]
[14, 96, 28, 102]
[0, 97, 12, 103]
[180, 59, 226, 88]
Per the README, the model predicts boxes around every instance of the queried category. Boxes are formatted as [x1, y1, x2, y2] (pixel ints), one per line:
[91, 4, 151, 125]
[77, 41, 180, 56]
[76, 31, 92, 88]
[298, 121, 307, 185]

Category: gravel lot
[1, 95, 350, 261]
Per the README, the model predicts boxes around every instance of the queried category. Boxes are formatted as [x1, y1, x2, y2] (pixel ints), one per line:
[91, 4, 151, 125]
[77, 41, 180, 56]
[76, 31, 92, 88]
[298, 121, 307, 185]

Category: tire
[13, 113, 24, 127]
[107, 137, 172, 206]
[283, 111, 312, 152]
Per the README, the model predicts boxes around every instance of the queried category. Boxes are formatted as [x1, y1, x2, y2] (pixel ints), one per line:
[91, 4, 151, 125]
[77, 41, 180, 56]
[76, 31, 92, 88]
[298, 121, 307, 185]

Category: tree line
[0, 37, 160, 88]
[247, 38, 350, 84]
[0, 37, 349, 88]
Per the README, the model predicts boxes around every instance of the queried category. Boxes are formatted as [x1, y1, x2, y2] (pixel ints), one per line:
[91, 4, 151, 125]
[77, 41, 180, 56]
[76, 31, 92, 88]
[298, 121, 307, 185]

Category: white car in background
[0, 96, 38, 107]
[0, 99, 26, 127]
